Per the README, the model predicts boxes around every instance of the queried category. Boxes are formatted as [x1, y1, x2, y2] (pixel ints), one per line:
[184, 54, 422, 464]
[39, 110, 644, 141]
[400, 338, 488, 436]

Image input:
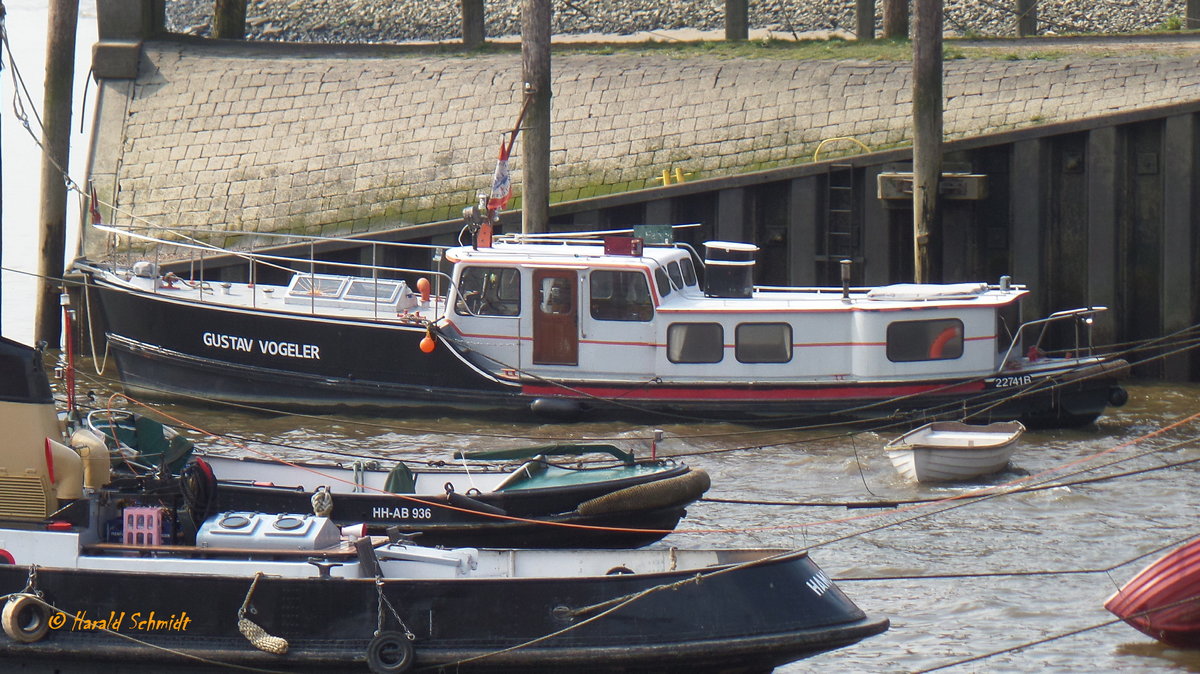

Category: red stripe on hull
[520, 380, 985, 401]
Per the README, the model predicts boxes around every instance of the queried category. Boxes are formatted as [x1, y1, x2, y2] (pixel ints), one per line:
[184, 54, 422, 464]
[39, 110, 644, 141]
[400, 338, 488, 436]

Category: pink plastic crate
[123, 506, 165, 546]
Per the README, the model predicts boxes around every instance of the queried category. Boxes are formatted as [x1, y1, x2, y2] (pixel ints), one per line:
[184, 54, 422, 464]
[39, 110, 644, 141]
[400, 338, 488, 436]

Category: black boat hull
[0, 551, 888, 672]
[88, 280, 1126, 426]
[210, 464, 706, 549]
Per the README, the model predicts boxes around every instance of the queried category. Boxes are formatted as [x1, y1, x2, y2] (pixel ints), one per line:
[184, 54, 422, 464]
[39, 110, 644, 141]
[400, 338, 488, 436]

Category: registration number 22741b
[993, 375, 1034, 388]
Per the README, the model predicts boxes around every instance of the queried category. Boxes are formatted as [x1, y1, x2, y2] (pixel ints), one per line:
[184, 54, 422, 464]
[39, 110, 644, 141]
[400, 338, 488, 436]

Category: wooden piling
[521, 0, 550, 234]
[35, 0, 79, 345]
[911, 0, 943, 283]
[1016, 0, 1037, 37]
[883, 0, 909, 39]
[725, 0, 748, 41]
[857, 0, 876, 41]
[213, 0, 247, 40]
[462, 0, 485, 48]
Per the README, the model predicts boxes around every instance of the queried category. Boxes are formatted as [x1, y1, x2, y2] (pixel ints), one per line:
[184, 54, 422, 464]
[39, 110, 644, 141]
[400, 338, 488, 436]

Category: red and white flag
[89, 185, 103, 225]
[486, 141, 513, 211]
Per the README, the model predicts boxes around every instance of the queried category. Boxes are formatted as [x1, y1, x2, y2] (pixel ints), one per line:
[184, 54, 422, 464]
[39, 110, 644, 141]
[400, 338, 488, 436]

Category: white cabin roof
[445, 240, 688, 267]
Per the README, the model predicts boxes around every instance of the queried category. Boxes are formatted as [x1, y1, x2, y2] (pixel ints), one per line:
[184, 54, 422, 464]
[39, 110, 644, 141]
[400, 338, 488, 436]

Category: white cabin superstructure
[441, 236, 1028, 387]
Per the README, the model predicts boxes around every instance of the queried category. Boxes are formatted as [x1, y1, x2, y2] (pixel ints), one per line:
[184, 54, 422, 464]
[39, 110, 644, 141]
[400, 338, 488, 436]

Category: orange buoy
[416, 277, 431, 303]
[419, 330, 436, 353]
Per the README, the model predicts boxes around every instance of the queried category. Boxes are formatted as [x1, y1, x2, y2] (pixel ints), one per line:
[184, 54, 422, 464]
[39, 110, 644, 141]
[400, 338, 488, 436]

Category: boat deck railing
[92, 223, 458, 321]
[999, 306, 1109, 367]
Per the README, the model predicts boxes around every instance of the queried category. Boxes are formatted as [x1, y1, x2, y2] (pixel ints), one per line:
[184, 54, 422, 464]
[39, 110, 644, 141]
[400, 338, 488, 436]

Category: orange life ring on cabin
[928, 326, 961, 359]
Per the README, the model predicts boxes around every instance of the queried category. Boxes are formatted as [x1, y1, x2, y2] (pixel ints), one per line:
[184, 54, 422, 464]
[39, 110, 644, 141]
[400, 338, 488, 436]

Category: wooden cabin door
[532, 269, 579, 365]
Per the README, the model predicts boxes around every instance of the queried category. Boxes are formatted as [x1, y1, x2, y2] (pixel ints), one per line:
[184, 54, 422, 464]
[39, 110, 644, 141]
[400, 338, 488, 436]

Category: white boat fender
[367, 630, 415, 674]
[2, 593, 51, 643]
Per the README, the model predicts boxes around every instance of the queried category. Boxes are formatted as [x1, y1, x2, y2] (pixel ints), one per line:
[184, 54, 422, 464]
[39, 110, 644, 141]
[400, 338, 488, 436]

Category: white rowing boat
[885, 421, 1025, 483]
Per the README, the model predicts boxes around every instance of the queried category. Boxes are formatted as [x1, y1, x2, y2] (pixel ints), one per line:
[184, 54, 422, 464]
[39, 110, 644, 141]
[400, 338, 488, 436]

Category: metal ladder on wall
[822, 163, 858, 284]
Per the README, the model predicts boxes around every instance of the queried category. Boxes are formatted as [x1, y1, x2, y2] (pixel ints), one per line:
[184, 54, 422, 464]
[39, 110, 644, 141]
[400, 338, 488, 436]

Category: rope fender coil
[238, 617, 289, 655]
[237, 572, 289, 655]
[2, 594, 51, 643]
[577, 469, 710, 516]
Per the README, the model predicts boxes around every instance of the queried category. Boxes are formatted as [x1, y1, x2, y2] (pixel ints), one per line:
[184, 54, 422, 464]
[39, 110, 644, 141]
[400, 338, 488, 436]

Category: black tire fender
[367, 630, 415, 674]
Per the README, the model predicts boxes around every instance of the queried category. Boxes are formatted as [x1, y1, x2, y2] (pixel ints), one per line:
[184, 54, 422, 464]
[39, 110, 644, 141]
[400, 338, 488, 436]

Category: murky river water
[63, 358, 1200, 673]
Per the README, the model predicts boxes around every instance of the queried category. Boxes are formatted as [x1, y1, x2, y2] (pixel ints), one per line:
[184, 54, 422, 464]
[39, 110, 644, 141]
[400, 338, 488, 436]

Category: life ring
[2, 594, 51, 643]
[928, 325, 960, 359]
[366, 630, 414, 674]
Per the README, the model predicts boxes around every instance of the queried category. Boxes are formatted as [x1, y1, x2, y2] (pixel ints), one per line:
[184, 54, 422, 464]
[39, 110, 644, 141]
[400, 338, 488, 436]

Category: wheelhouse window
[667, 323, 724, 363]
[886, 319, 964, 362]
[736, 323, 792, 363]
[590, 270, 653, 321]
[455, 267, 521, 317]
[666, 261, 684, 290]
[680, 257, 698, 287]
[654, 267, 672, 297]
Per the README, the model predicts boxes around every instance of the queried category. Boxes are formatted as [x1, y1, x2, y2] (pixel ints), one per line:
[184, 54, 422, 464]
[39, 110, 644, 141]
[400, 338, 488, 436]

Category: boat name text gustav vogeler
[202, 332, 320, 360]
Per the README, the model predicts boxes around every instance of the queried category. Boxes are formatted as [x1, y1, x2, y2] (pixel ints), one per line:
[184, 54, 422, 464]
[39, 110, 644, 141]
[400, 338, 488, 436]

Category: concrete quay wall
[87, 40, 1200, 246]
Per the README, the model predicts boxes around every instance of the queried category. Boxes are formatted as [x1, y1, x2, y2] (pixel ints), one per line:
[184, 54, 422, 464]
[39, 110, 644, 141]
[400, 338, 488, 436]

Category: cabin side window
[667, 323, 724, 363]
[455, 267, 521, 317]
[886, 319, 964, 362]
[590, 270, 653, 321]
[735, 322, 792, 363]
